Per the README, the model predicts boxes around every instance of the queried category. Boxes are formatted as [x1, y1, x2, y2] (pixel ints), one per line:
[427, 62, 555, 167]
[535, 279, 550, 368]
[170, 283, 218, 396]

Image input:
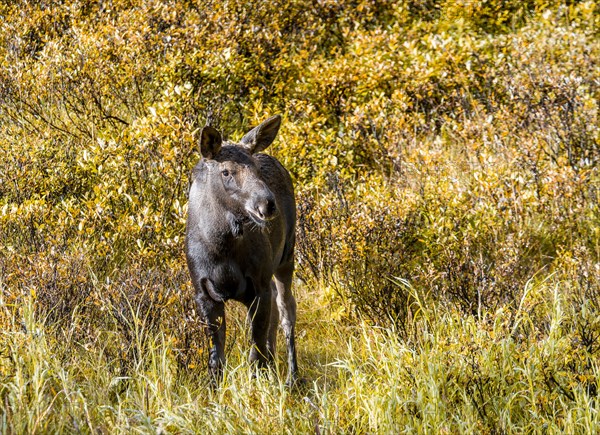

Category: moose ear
[240, 115, 281, 154]
[200, 126, 222, 159]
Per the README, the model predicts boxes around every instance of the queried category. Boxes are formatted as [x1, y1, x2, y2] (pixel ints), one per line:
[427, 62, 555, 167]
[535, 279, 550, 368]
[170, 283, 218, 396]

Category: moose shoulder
[185, 115, 298, 386]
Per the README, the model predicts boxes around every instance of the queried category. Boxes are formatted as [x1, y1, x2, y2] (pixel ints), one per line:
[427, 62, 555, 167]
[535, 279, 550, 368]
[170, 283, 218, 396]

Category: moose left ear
[200, 126, 222, 159]
[240, 115, 281, 154]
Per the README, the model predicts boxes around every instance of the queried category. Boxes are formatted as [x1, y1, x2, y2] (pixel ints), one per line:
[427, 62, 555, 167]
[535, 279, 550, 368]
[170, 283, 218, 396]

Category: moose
[185, 115, 298, 386]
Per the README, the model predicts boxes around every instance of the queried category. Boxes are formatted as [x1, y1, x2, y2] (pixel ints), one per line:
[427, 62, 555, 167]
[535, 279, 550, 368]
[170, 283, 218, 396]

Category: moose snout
[247, 187, 278, 224]
[255, 196, 277, 220]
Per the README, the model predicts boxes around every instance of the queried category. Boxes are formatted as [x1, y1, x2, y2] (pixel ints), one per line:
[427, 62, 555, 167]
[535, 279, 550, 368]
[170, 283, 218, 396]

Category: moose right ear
[240, 115, 281, 154]
[200, 126, 222, 159]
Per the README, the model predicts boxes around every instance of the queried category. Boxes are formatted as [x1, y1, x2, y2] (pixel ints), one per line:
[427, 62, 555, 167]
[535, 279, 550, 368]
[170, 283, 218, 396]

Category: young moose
[185, 115, 298, 386]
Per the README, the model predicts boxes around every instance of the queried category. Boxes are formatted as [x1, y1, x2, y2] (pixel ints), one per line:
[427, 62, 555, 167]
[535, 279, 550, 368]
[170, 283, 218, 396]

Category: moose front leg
[246, 291, 273, 369]
[195, 283, 226, 386]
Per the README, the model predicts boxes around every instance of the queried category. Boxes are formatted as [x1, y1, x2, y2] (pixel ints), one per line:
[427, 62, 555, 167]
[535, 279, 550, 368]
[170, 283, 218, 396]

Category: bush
[0, 2, 598, 426]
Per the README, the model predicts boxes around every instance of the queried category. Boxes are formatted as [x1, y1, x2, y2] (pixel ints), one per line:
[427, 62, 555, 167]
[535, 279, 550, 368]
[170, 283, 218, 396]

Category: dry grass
[1, 274, 599, 433]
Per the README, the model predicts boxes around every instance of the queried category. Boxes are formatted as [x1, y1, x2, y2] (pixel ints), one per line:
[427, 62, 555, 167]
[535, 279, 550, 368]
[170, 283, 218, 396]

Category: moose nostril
[256, 198, 276, 220]
[266, 199, 276, 215]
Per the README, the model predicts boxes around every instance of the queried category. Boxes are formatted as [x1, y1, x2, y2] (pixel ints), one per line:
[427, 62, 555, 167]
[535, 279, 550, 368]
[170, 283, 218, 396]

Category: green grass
[1, 276, 598, 433]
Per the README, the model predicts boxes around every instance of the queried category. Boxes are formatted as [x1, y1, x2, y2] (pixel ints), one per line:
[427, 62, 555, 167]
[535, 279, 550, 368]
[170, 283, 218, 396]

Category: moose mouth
[246, 210, 269, 227]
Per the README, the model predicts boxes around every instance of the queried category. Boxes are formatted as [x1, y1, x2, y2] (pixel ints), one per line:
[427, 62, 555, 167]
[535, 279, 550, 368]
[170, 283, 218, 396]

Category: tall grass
[1, 276, 598, 433]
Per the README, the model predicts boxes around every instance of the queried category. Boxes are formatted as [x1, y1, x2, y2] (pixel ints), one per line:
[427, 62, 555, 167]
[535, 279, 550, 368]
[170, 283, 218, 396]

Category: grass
[1, 273, 599, 433]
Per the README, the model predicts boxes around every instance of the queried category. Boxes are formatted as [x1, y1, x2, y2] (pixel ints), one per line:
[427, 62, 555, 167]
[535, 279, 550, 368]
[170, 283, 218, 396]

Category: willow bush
[1, 0, 598, 329]
[0, 4, 598, 429]
[1, 0, 599, 432]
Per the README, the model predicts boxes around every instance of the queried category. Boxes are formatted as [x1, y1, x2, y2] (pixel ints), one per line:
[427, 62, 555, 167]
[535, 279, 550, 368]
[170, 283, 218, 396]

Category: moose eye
[221, 169, 230, 177]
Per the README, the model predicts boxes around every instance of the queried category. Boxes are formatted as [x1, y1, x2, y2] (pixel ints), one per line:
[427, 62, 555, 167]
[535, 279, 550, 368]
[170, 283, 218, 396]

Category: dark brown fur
[185, 115, 298, 386]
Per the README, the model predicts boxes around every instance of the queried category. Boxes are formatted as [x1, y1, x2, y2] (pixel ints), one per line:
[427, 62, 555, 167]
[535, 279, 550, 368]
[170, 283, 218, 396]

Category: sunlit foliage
[0, 0, 599, 432]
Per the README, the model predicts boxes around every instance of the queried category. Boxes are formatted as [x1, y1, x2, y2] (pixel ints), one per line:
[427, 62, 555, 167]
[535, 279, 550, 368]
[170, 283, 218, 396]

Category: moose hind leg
[274, 265, 298, 385]
[266, 281, 279, 360]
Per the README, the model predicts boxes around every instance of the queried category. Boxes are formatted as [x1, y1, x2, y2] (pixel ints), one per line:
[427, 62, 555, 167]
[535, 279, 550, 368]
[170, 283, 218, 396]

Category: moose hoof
[285, 376, 307, 390]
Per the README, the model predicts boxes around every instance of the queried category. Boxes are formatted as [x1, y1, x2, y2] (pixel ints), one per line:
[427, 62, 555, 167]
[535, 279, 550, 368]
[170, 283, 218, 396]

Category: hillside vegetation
[1, 0, 599, 432]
